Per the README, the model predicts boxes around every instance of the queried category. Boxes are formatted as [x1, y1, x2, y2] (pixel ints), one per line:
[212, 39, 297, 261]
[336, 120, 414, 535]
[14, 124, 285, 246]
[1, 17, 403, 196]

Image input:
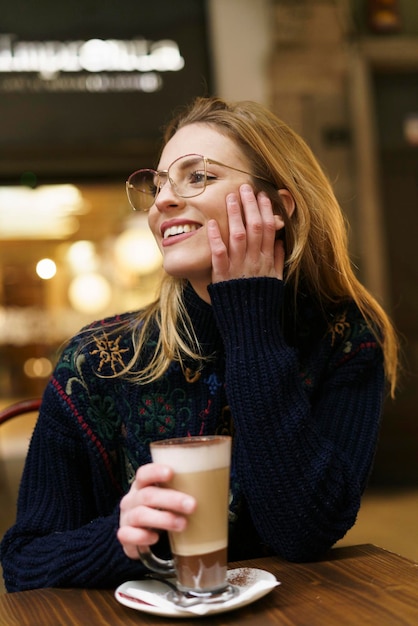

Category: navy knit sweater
[1, 278, 385, 591]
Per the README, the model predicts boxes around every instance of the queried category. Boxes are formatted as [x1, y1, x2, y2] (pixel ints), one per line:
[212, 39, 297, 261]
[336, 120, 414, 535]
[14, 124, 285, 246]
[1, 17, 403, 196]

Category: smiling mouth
[163, 224, 201, 240]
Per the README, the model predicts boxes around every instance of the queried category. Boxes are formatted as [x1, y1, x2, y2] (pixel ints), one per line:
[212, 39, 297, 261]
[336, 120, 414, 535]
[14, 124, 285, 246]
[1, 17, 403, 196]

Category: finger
[117, 524, 162, 559]
[120, 482, 196, 519]
[121, 500, 189, 534]
[118, 487, 195, 559]
[239, 185, 264, 252]
[134, 463, 172, 489]
[118, 492, 192, 558]
[208, 219, 230, 280]
[238, 186, 279, 278]
[138, 485, 195, 514]
[225, 192, 247, 258]
[257, 191, 277, 254]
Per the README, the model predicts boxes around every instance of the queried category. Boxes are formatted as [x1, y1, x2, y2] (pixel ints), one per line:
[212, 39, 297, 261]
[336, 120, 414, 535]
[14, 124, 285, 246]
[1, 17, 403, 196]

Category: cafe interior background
[0, 0, 417, 586]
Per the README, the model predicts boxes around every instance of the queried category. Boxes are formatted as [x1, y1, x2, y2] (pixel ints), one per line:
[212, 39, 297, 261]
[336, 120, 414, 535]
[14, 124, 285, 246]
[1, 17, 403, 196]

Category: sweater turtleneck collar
[182, 281, 223, 357]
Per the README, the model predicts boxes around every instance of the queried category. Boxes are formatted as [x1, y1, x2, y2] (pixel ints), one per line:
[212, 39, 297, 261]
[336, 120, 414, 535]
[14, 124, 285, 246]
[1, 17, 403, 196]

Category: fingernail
[182, 497, 195, 513]
[173, 517, 186, 531]
[160, 466, 171, 480]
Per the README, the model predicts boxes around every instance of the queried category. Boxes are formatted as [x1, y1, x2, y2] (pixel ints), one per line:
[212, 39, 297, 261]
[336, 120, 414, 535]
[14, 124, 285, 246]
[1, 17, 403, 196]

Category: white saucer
[115, 567, 280, 618]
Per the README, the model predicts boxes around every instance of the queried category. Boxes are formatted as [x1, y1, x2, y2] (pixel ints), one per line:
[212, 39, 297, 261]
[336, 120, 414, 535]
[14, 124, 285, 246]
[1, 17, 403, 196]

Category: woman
[1, 97, 398, 591]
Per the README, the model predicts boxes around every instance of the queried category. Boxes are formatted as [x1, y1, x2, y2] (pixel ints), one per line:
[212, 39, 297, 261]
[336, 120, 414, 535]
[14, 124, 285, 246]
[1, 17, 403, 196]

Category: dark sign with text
[0, 0, 212, 181]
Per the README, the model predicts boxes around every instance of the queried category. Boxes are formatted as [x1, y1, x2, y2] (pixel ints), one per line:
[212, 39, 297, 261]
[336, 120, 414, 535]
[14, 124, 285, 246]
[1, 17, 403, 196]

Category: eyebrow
[156, 154, 203, 173]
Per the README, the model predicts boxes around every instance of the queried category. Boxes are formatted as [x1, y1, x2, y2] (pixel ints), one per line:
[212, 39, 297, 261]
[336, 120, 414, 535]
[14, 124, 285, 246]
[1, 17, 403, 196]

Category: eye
[187, 169, 207, 186]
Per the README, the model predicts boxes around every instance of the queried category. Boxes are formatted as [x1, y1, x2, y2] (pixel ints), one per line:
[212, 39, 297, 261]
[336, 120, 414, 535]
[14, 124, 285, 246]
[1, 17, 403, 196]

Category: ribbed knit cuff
[207, 277, 286, 353]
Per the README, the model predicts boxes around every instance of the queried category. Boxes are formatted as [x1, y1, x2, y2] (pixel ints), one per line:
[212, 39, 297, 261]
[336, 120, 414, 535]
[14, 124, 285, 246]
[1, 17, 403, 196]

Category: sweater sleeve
[208, 277, 385, 562]
[0, 340, 147, 592]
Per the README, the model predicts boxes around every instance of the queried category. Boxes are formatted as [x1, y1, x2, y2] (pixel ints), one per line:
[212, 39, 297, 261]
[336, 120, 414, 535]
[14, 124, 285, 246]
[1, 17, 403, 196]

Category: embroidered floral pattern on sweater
[86, 394, 122, 440]
[328, 309, 373, 362]
[89, 332, 130, 374]
[138, 388, 191, 437]
[216, 404, 234, 437]
[329, 311, 350, 346]
[203, 372, 223, 395]
[54, 344, 88, 393]
[299, 308, 377, 391]
[184, 368, 201, 383]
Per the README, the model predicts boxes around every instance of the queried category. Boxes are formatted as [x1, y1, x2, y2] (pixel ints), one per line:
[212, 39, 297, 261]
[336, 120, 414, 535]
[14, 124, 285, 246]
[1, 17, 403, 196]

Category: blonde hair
[108, 97, 398, 395]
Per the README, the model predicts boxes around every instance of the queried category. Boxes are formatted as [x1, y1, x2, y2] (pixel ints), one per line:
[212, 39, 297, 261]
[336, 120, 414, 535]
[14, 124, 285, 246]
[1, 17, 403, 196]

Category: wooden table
[0, 544, 417, 625]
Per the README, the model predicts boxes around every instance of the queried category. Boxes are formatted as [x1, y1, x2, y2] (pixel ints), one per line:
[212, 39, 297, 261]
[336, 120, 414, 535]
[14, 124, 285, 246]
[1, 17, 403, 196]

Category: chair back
[0, 399, 42, 426]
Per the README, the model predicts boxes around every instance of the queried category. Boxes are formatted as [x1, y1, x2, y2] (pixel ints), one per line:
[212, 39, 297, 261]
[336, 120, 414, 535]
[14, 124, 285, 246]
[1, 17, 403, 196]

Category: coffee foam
[151, 437, 230, 473]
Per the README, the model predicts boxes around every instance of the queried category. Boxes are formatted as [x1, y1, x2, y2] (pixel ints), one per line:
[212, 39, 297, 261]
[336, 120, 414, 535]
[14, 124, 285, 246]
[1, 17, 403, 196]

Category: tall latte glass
[138, 435, 233, 602]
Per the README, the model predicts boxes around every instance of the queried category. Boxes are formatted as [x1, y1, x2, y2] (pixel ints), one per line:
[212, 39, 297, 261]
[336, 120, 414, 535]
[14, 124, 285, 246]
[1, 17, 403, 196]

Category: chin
[163, 261, 210, 282]
[163, 252, 211, 278]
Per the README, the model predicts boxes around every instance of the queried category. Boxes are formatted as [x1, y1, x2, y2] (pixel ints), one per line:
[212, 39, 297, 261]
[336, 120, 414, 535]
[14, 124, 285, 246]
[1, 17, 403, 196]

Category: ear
[278, 189, 295, 218]
[274, 189, 295, 231]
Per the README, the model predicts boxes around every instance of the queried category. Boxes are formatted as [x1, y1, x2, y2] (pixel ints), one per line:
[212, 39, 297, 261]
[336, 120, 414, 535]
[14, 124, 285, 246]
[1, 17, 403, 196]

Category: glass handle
[137, 545, 176, 576]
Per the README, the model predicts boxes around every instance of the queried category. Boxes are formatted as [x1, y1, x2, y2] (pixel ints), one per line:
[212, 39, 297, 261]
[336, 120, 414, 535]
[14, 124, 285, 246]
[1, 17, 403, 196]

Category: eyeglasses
[126, 153, 274, 211]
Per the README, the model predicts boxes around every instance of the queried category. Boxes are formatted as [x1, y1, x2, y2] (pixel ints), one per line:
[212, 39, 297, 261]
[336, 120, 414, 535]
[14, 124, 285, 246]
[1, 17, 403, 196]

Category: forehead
[158, 123, 246, 169]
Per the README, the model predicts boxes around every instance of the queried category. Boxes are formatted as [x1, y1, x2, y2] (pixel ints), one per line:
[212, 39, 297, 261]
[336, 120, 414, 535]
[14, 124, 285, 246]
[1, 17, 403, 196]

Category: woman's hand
[117, 463, 196, 560]
[208, 184, 285, 283]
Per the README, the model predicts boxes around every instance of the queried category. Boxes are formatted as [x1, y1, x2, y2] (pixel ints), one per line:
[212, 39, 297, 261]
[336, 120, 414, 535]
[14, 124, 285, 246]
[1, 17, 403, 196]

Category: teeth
[163, 224, 199, 239]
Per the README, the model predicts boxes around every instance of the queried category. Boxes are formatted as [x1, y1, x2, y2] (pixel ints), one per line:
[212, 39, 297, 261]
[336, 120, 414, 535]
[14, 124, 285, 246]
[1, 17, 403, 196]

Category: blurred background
[0, 0, 417, 576]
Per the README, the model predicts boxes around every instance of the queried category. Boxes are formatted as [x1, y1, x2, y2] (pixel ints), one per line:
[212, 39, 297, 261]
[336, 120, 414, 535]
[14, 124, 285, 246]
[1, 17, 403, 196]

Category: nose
[154, 178, 183, 211]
